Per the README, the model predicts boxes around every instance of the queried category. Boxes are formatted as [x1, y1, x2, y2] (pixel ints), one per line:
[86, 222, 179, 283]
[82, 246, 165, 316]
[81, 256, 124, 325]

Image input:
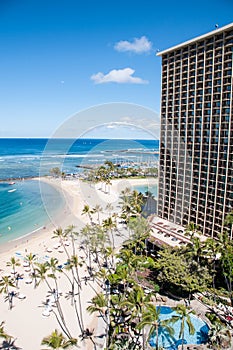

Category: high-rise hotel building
[157, 23, 233, 238]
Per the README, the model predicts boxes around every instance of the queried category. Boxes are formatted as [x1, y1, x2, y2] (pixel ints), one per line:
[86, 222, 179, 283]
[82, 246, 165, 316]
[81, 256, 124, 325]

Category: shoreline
[0, 176, 158, 256]
[0, 176, 48, 183]
[0, 177, 80, 255]
[0, 175, 158, 350]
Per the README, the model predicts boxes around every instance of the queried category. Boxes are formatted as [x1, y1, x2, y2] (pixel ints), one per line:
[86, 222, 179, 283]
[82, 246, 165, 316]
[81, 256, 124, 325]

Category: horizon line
[0, 136, 158, 141]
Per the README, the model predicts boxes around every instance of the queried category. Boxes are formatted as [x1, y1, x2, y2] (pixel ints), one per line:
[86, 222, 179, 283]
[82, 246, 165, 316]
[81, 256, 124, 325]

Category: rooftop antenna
[215, 24, 219, 29]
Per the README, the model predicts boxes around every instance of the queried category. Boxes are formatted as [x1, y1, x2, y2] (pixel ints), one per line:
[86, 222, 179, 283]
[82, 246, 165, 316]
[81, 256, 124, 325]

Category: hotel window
[215, 49, 223, 55]
[225, 38, 233, 45]
[225, 30, 233, 37]
[206, 37, 214, 44]
[206, 73, 213, 80]
[214, 72, 222, 78]
[225, 69, 232, 76]
[224, 77, 232, 84]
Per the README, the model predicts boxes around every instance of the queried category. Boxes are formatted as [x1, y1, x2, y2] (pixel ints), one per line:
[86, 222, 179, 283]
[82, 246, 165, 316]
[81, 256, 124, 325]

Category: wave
[101, 148, 159, 154]
[9, 226, 45, 242]
[46, 154, 105, 159]
[0, 154, 42, 161]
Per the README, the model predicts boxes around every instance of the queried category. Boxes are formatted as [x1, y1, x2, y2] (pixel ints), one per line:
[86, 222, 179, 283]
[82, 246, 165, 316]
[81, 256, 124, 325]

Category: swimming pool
[133, 184, 157, 198]
[149, 306, 209, 350]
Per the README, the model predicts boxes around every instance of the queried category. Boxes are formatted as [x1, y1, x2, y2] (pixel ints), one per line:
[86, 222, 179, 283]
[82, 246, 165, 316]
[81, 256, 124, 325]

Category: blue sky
[0, 0, 232, 138]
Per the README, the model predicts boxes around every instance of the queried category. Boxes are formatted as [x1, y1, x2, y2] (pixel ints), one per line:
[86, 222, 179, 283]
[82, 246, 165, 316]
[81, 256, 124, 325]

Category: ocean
[0, 138, 159, 244]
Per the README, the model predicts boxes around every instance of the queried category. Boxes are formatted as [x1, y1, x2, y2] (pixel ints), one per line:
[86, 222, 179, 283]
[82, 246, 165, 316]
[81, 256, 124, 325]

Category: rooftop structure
[157, 23, 233, 238]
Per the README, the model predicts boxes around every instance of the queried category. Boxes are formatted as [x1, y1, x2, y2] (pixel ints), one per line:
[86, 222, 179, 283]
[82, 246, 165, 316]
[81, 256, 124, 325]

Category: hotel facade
[157, 23, 233, 238]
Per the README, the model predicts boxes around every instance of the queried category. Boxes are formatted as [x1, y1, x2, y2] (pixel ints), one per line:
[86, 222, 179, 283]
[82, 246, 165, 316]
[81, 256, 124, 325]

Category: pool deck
[156, 293, 210, 325]
[148, 215, 208, 248]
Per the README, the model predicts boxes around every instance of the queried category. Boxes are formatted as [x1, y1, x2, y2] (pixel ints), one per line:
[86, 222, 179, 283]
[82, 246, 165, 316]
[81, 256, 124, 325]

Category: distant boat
[9, 182, 15, 185]
[8, 189, 17, 193]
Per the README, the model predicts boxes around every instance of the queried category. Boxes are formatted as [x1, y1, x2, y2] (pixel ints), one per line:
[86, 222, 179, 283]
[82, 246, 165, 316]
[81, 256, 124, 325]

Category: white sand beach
[0, 176, 158, 350]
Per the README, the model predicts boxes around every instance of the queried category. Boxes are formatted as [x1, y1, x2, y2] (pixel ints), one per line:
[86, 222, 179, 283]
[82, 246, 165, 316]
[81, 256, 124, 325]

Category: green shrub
[205, 312, 223, 325]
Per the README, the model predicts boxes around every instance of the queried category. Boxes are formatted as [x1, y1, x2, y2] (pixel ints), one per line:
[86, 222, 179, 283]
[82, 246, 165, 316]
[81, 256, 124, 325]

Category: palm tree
[34, 262, 72, 339]
[6, 257, 21, 287]
[171, 304, 195, 350]
[0, 276, 16, 309]
[101, 245, 114, 270]
[0, 321, 11, 340]
[24, 252, 38, 288]
[117, 248, 145, 276]
[103, 216, 116, 250]
[127, 216, 151, 254]
[46, 257, 61, 291]
[52, 228, 71, 255]
[130, 190, 144, 216]
[64, 255, 84, 333]
[34, 262, 50, 288]
[96, 166, 108, 191]
[185, 222, 201, 239]
[105, 203, 114, 216]
[105, 177, 112, 193]
[64, 225, 77, 257]
[6, 257, 21, 277]
[119, 285, 151, 349]
[41, 329, 77, 349]
[82, 204, 93, 224]
[185, 236, 203, 264]
[25, 252, 37, 273]
[87, 290, 111, 348]
[87, 292, 108, 324]
[120, 187, 131, 202]
[208, 323, 232, 349]
[48, 254, 84, 335]
[91, 204, 103, 224]
[87, 224, 110, 269]
[104, 160, 115, 172]
[137, 304, 174, 350]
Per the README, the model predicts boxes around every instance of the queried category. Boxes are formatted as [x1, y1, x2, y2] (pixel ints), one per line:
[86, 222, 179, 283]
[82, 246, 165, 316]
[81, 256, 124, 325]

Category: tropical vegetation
[0, 181, 233, 349]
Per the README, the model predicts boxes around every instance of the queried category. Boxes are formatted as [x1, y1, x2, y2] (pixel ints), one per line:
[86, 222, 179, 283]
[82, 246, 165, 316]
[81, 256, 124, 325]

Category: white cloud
[106, 124, 117, 129]
[106, 122, 130, 129]
[91, 68, 148, 84]
[114, 36, 152, 54]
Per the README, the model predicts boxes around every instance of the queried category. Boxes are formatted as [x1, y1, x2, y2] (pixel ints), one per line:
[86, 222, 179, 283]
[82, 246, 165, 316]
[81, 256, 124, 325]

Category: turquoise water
[0, 138, 159, 180]
[0, 180, 65, 244]
[0, 138, 159, 244]
[133, 184, 157, 198]
[150, 306, 209, 350]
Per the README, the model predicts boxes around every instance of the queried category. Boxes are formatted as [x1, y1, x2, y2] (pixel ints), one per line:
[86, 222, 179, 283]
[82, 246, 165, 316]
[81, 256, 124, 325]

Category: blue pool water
[133, 184, 157, 198]
[150, 306, 209, 350]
